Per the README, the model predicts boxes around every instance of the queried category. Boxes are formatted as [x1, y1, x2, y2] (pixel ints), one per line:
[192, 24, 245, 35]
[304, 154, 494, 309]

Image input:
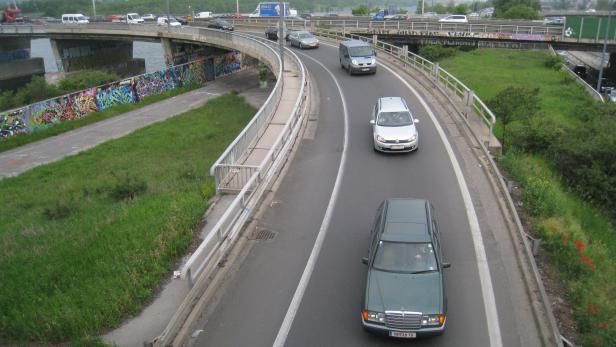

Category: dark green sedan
[362, 198, 451, 338]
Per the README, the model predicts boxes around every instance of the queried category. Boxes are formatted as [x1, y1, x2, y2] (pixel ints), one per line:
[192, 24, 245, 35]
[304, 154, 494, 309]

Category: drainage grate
[250, 228, 278, 241]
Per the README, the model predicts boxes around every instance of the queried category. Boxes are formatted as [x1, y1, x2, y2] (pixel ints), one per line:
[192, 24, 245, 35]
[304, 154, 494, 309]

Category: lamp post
[166, 0, 171, 31]
[598, 5, 613, 92]
[279, 1, 285, 73]
[236, 0, 240, 16]
[91, 0, 96, 17]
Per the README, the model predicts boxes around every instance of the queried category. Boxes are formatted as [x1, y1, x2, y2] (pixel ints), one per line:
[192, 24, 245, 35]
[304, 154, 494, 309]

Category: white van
[195, 11, 212, 19]
[61, 13, 89, 24]
[126, 13, 144, 24]
[157, 16, 181, 26]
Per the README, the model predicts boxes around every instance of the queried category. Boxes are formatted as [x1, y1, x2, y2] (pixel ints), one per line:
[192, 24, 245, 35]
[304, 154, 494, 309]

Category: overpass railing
[315, 28, 496, 136]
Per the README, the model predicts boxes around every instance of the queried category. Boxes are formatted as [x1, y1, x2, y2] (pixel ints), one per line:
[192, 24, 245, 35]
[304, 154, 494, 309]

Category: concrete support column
[0, 37, 44, 90]
[161, 38, 174, 67]
[48, 38, 144, 77]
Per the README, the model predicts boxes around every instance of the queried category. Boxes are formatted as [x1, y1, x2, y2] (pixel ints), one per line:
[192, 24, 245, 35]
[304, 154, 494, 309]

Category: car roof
[381, 198, 431, 243]
[378, 97, 408, 112]
[341, 39, 371, 48]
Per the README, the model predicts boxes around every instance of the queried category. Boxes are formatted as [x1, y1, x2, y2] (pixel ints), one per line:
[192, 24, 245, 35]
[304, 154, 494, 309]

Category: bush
[57, 71, 119, 94]
[418, 45, 458, 61]
[501, 4, 540, 20]
[545, 55, 563, 70]
[43, 200, 75, 220]
[109, 174, 148, 201]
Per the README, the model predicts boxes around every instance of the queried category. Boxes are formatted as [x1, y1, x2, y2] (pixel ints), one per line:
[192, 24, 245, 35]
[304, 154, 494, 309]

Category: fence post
[401, 45, 408, 58]
[372, 34, 378, 46]
[433, 62, 440, 80]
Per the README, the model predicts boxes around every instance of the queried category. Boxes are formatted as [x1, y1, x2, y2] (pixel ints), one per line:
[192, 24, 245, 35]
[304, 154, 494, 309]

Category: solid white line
[377, 62, 503, 347]
[272, 51, 350, 347]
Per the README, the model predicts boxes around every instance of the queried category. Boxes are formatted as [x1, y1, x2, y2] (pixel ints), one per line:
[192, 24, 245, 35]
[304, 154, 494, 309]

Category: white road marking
[272, 51, 350, 347]
[378, 62, 503, 347]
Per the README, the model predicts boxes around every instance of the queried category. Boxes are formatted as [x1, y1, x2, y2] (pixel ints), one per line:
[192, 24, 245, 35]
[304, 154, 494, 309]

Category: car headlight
[376, 135, 385, 142]
[371, 58, 376, 64]
[352, 59, 358, 65]
[409, 134, 417, 142]
[363, 310, 386, 324]
[421, 314, 445, 326]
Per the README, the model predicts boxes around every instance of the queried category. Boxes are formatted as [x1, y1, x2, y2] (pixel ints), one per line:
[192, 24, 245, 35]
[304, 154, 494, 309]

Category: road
[190, 41, 536, 347]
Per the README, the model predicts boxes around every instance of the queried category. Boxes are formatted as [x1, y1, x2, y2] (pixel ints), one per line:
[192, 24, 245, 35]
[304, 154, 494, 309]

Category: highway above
[187, 38, 547, 347]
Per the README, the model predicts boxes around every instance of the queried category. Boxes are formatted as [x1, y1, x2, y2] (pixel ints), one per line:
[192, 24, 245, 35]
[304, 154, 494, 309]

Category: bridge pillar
[0, 37, 45, 90]
[606, 52, 616, 80]
[49, 38, 145, 77]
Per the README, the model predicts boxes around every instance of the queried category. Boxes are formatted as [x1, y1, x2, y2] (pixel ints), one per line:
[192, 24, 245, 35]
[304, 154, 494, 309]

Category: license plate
[390, 331, 416, 338]
[362, 68, 370, 71]
[391, 145, 404, 150]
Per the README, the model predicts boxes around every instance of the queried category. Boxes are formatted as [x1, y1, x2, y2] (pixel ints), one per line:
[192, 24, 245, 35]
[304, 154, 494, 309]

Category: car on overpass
[287, 31, 319, 49]
[438, 14, 468, 23]
[157, 16, 181, 26]
[265, 23, 289, 40]
[362, 198, 450, 338]
[370, 97, 419, 152]
[208, 19, 234, 31]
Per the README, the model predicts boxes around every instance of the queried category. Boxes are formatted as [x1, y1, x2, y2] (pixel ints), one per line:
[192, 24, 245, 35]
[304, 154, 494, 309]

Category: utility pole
[236, 0, 240, 16]
[92, 0, 96, 17]
[166, 0, 171, 31]
[279, 1, 285, 73]
[598, 5, 612, 92]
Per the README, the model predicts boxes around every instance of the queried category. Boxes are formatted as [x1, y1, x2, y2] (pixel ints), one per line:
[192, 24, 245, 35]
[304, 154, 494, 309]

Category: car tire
[299, 43, 303, 49]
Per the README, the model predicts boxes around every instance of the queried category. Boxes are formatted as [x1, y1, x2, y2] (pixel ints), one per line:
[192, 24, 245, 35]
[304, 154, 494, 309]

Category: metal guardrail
[316, 28, 496, 136]
[181, 37, 306, 285]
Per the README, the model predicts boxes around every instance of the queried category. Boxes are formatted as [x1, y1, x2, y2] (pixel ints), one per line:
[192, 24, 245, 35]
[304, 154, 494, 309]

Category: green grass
[441, 48, 615, 346]
[439, 49, 594, 138]
[0, 93, 255, 343]
[0, 84, 199, 154]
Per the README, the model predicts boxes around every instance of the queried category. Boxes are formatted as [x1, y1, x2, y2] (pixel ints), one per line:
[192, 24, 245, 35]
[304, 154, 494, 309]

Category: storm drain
[250, 228, 278, 241]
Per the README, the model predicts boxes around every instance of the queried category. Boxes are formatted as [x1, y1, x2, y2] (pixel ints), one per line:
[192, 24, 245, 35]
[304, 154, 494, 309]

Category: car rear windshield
[373, 241, 438, 273]
[377, 111, 412, 127]
[349, 46, 373, 57]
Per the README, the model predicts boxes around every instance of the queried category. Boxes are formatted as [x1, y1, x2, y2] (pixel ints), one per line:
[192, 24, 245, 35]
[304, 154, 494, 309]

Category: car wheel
[299, 43, 303, 49]
[340, 58, 344, 69]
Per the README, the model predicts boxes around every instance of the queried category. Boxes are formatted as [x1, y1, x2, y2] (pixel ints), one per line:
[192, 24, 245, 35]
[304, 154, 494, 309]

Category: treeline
[0, 71, 118, 112]
[18, 0, 414, 17]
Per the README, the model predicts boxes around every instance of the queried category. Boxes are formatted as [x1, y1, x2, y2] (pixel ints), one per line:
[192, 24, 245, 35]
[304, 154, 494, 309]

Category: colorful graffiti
[0, 53, 244, 141]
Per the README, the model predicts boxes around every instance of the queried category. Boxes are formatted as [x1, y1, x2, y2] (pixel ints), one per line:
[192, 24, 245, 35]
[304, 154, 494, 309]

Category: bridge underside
[0, 37, 44, 90]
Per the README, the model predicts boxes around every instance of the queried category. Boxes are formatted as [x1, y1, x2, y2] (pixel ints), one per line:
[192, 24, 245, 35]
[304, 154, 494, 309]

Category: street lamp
[598, 5, 613, 92]
[279, 1, 285, 72]
[166, 0, 171, 31]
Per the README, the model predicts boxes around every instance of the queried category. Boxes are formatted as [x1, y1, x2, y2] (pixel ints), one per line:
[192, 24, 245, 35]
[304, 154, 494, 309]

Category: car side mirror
[414, 119, 419, 124]
[369, 119, 375, 125]
[344, 54, 349, 58]
[362, 257, 369, 265]
[442, 262, 451, 269]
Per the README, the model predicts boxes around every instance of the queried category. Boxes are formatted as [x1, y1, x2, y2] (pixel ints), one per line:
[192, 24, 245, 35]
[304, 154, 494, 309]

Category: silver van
[339, 39, 377, 75]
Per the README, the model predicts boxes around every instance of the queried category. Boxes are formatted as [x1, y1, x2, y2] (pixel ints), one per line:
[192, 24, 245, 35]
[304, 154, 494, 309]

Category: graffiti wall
[0, 52, 244, 140]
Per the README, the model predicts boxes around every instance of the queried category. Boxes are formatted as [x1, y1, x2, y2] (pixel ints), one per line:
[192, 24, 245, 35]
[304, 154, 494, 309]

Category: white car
[142, 14, 156, 21]
[157, 16, 181, 26]
[195, 11, 212, 18]
[438, 15, 468, 23]
[370, 97, 419, 153]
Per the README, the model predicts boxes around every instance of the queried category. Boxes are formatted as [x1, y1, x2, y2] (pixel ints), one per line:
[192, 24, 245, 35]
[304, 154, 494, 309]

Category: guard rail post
[465, 90, 475, 120]
[401, 45, 408, 59]
[433, 62, 440, 80]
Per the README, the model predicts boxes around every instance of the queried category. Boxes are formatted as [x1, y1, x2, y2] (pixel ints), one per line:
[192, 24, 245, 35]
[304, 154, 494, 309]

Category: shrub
[502, 4, 540, 20]
[109, 174, 148, 201]
[545, 55, 563, 70]
[418, 45, 458, 61]
[57, 71, 119, 94]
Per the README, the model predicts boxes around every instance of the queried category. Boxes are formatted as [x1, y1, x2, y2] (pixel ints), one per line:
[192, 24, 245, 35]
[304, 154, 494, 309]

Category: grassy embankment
[441, 49, 615, 346]
[0, 84, 199, 154]
[0, 93, 255, 343]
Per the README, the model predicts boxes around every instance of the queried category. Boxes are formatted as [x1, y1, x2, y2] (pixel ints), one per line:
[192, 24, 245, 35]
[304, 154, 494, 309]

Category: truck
[2, 6, 24, 23]
[249, 2, 290, 18]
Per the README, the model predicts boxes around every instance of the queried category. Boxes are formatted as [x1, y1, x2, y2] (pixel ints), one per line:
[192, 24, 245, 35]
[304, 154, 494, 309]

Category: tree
[351, 4, 370, 16]
[493, 0, 540, 18]
[454, 4, 469, 14]
[503, 4, 540, 19]
[446, 0, 456, 13]
[487, 86, 541, 153]
[416, 0, 425, 14]
[434, 4, 447, 13]
[399, 8, 408, 14]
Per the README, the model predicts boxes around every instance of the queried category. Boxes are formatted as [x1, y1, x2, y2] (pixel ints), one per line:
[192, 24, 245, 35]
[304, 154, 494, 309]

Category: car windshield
[349, 46, 373, 57]
[219, 20, 230, 25]
[377, 111, 412, 127]
[298, 33, 312, 39]
[373, 241, 438, 273]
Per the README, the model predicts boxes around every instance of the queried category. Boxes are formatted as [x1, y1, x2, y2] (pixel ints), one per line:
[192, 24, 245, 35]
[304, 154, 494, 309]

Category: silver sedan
[288, 31, 319, 49]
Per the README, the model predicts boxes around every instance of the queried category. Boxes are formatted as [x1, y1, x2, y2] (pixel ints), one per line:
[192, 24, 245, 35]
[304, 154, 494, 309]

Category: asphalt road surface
[192, 42, 528, 347]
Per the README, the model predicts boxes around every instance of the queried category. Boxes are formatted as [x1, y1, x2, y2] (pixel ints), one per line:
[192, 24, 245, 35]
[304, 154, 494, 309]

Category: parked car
[370, 97, 418, 152]
[208, 18, 234, 31]
[362, 198, 450, 338]
[142, 13, 156, 21]
[157, 16, 181, 26]
[438, 15, 468, 23]
[265, 23, 288, 40]
[288, 31, 319, 49]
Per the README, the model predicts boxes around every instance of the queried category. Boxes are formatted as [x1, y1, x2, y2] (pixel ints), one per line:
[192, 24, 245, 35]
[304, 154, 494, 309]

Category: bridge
[0, 23, 567, 347]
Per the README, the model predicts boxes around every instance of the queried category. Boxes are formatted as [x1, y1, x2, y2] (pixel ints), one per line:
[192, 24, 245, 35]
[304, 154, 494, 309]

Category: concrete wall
[50, 39, 145, 77]
[0, 37, 45, 90]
